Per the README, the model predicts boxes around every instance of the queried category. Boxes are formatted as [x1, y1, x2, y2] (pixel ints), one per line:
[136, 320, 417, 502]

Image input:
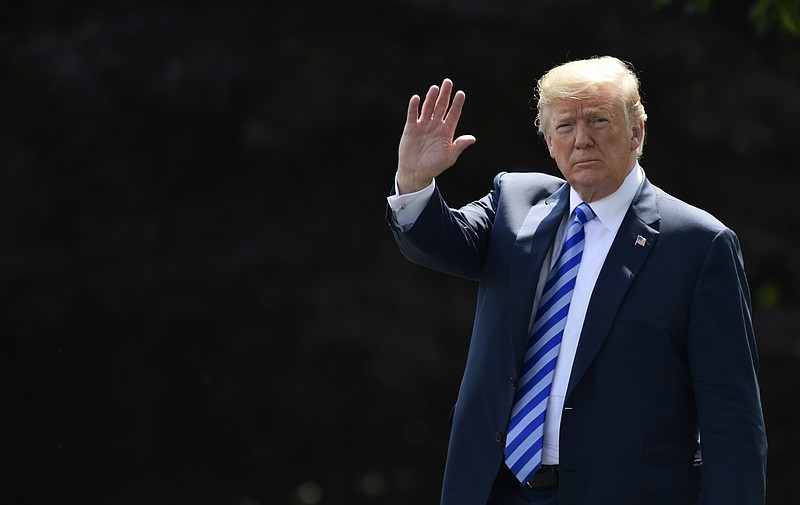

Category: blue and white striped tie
[504, 202, 596, 484]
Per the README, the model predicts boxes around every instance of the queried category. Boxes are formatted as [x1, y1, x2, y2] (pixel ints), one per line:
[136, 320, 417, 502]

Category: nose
[574, 123, 593, 149]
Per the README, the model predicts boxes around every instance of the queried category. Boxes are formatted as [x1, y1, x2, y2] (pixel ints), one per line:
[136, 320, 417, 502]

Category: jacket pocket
[642, 461, 701, 494]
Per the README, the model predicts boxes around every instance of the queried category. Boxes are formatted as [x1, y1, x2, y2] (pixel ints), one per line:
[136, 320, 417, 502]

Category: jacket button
[509, 377, 517, 387]
[495, 432, 503, 443]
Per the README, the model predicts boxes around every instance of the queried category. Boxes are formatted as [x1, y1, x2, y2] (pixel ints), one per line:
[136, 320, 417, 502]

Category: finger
[406, 94, 420, 123]
[444, 89, 466, 126]
[432, 78, 453, 121]
[451, 134, 477, 158]
[419, 84, 440, 123]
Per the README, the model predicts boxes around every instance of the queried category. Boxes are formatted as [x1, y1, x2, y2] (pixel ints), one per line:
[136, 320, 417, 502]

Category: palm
[396, 79, 476, 194]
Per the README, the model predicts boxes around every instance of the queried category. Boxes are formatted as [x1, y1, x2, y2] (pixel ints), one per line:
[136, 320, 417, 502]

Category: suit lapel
[508, 184, 570, 365]
[565, 178, 661, 400]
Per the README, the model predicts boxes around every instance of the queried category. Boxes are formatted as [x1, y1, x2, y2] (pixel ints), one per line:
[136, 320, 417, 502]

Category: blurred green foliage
[654, 0, 800, 35]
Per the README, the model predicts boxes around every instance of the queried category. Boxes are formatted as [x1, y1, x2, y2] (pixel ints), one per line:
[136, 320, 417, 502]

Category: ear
[629, 119, 644, 151]
[545, 134, 555, 159]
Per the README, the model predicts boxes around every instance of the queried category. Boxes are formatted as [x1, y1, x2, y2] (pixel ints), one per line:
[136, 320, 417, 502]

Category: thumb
[451, 135, 477, 158]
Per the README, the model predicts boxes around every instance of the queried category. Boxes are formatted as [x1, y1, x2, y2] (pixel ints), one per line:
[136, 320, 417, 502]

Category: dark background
[2, 0, 799, 504]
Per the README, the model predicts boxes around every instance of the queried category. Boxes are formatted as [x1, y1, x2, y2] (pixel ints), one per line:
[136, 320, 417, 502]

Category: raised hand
[396, 78, 476, 194]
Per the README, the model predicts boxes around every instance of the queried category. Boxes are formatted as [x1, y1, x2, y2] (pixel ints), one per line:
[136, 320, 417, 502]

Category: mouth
[574, 159, 600, 168]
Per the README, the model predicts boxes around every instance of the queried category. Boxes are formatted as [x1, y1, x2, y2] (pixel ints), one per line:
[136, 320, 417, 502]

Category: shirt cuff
[387, 177, 436, 230]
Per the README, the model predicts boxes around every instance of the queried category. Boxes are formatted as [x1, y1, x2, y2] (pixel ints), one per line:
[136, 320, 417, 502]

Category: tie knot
[574, 202, 596, 225]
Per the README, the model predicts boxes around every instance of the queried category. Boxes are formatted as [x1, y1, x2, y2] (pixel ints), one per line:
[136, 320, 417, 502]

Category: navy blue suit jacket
[387, 172, 766, 505]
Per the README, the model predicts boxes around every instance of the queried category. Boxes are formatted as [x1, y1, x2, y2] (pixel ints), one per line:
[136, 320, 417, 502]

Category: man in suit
[386, 57, 767, 505]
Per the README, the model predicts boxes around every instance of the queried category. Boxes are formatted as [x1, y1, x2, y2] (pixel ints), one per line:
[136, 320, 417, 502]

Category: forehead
[548, 94, 621, 118]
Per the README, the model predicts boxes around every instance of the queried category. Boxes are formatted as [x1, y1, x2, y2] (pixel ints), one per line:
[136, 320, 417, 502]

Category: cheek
[548, 138, 569, 155]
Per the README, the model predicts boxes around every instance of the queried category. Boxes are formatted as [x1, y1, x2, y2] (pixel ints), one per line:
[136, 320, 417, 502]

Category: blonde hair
[535, 56, 647, 156]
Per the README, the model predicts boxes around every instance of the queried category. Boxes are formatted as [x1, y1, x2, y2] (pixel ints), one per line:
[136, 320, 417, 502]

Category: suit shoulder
[493, 171, 565, 198]
[653, 185, 729, 236]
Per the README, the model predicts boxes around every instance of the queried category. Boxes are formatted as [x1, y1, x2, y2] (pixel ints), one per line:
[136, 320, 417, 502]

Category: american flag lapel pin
[635, 235, 647, 247]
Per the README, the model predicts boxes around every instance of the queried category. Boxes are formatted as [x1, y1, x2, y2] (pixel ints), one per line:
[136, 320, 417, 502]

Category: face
[544, 91, 644, 202]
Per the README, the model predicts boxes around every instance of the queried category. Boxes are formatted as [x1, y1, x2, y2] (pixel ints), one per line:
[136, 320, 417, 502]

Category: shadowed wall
[2, 1, 798, 503]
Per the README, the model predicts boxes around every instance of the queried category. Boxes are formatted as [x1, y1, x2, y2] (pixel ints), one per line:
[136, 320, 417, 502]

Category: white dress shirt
[388, 164, 645, 464]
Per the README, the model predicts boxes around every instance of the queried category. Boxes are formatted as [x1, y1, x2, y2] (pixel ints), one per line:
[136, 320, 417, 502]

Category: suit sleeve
[385, 173, 503, 281]
[688, 227, 767, 504]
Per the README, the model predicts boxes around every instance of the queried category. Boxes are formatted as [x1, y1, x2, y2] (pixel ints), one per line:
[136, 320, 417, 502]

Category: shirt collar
[568, 162, 644, 233]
